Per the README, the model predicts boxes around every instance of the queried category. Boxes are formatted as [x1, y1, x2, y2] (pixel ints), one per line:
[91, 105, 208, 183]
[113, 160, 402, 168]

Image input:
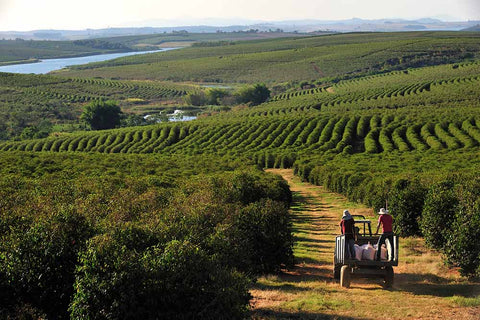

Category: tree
[20, 126, 49, 140]
[121, 114, 148, 127]
[183, 92, 206, 106]
[19, 120, 52, 140]
[81, 100, 122, 130]
[205, 88, 228, 105]
[235, 84, 270, 106]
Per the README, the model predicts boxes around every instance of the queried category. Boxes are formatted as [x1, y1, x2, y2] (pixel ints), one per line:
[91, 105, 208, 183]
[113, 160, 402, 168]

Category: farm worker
[375, 208, 394, 261]
[339, 210, 356, 260]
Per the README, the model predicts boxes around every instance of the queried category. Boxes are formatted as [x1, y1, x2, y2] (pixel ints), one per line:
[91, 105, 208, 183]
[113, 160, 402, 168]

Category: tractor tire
[383, 266, 394, 288]
[333, 264, 341, 280]
[340, 265, 351, 288]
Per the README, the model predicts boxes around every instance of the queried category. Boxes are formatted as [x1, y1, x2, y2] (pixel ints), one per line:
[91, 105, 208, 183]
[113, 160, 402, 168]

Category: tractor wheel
[340, 265, 351, 288]
[383, 266, 394, 288]
[333, 256, 341, 280]
[333, 264, 341, 280]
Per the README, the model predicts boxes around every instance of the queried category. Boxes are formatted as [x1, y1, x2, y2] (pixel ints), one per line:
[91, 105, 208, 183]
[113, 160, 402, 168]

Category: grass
[251, 169, 480, 319]
[0, 39, 132, 64]
[281, 292, 351, 313]
[57, 32, 480, 84]
[0, 33, 307, 64]
[448, 295, 480, 307]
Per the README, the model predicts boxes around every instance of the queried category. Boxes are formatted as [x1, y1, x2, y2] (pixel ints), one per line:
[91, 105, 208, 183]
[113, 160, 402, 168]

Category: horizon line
[1, 16, 479, 33]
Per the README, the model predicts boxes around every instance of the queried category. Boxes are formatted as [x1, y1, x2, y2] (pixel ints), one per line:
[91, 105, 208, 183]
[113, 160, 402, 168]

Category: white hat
[378, 208, 389, 215]
[342, 210, 352, 219]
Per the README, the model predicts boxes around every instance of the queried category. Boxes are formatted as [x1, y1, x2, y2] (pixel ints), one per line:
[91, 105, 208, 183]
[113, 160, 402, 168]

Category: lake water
[169, 115, 197, 122]
[0, 48, 177, 74]
[201, 84, 233, 89]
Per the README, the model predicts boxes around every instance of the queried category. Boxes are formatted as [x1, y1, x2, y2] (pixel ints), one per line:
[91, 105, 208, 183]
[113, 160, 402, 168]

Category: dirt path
[310, 62, 324, 77]
[250, 169, 479, 320]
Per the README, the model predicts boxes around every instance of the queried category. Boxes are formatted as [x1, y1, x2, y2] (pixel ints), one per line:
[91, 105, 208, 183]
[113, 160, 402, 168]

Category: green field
[1, 31, 480, 319]
[4, 60, 479, 154]
[57, 32, 480, 83]
[0, 72, 200, 138]
[0, 38, 135, 65]
[0, 32, 307, 65]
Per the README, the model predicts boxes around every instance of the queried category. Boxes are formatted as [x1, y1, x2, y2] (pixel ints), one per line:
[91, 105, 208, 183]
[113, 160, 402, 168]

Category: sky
[1, 0, 479, 31]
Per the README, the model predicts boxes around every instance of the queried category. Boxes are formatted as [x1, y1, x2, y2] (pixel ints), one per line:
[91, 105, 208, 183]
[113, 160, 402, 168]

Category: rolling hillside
[1, 31, 479, 319]
[57, 32, 480, 83]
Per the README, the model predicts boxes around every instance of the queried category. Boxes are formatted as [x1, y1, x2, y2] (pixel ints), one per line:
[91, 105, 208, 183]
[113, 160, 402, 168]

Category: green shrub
[345, 172, 369, 201]
[0, 272, 16, 317]
[0, 208, 93, 318]
[214, 199, 294, 275]
[420, 180, 458, 249]
[0, 154, 295, 316]
[70, 235, 250, 319]
[444, 179, 480, 277]
[162, 171, 293, 275]
[184, 91, 207, 106]
[179, 170, 291, 206]
[81, 100, 122, 130]
[235, 83, 270, 106]
[364, 128, 380, 153]
[265, 152, 275, 168]
[389, 178, 426, 237]
[363, 180, 388, 213]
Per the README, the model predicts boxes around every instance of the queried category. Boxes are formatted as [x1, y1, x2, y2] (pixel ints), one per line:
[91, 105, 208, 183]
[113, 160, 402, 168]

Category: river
[0, 48, 177, 74]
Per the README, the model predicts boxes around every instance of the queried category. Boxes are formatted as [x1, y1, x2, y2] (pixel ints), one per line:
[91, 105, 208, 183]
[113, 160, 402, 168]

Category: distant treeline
[73, 39, 131, 51]
[192, 40, 236, 47]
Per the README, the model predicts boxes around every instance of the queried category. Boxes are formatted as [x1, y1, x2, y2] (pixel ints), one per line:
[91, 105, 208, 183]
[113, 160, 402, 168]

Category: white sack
[362, 243, 375, 260]
[354, 244, 363, 260]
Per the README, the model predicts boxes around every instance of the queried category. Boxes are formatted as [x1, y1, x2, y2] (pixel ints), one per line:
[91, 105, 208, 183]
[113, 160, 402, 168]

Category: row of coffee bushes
[251, 152, 297, 169]
[0, 154, 293, 319]
[293, 151, 480, 277]
[420, 177, 480, 277]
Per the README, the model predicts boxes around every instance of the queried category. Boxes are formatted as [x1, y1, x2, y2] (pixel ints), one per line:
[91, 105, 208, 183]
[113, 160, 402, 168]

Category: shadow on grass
[294, 226, 336, 234]
[294, 256, 326, 265]
[279, 266, 333, 283]
[292, 217, 324, 226]
[292, 193, 327, 209]
[293, 235, 328, 243]
[288, 190, 338, 279]
[252, 282, 311, 293]
[252, 309, 362, 320]
[294, 240, 328, 250]
[394, 273, 480, 297]
[306, 228, 337, 234]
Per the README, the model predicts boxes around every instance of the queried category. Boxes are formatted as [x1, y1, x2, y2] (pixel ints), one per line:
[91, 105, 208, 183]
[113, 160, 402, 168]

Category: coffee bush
[420, 180, 458, 249]
[0, 208, 93, 319]
[70, 234, 250, 319]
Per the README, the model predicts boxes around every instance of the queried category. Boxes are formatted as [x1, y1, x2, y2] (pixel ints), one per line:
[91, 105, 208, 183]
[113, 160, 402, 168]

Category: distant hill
[1, 18, 480, 40]
[58, 32, 480, 84]
[463, 24, 480, 31]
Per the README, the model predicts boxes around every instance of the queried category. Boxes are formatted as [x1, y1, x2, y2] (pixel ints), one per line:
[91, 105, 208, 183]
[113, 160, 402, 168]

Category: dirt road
[251, 169, 479, 320]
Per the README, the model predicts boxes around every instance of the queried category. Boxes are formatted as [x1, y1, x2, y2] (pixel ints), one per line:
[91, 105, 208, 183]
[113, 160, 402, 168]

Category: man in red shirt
[375, 208, 394, 261]
[339, 210, 356, 260]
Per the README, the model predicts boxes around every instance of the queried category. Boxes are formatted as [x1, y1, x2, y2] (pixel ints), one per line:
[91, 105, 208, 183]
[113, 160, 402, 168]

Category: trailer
[333, 215, 399, 288]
